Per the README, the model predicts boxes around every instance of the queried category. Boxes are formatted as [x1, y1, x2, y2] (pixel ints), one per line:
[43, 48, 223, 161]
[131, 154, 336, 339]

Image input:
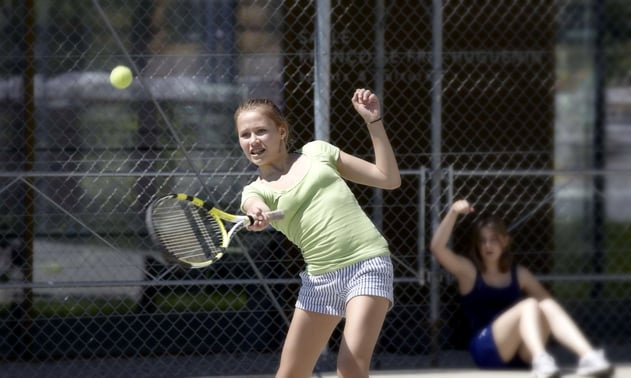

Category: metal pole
[20, 0, 37, 360]
[374, 0, 385, 97]
[418, 167, 427, 285]
[372, 0, 386, 229]
[314, 0, 331, 141]
[313, 3, 332, 372]
[429, 0, 444, 367]
[590, 0, 606, 299]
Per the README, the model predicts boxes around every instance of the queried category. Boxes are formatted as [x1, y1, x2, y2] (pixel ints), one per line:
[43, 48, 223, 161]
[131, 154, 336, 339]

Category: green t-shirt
[240, 140, 390, 275]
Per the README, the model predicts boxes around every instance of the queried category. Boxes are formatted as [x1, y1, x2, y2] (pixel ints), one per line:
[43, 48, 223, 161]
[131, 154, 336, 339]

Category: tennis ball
[43, 262, 63, 274]
[109, 65, 133, 89]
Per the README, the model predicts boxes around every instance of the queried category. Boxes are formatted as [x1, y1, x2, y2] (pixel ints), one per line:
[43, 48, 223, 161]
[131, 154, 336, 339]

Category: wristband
[367, 117, 382, 125]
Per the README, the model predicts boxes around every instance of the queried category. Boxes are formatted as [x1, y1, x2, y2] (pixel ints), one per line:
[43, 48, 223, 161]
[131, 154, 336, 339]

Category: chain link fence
[1, 1, 630, 377]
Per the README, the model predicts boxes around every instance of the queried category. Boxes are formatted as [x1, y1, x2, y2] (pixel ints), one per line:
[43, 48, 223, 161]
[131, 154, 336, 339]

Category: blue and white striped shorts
[296, 255, 394, 317]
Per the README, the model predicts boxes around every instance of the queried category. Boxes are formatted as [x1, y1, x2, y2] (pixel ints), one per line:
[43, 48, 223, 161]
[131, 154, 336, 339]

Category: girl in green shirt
[237, 88, 400, 378]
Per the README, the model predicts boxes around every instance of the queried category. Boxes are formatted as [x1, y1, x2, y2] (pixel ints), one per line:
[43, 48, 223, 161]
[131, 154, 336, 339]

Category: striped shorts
[296, 255, 394, 317]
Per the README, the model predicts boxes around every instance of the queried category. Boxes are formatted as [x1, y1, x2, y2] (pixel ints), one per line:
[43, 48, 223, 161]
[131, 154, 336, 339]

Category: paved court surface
[209, 364, 631, 378]
[332, 367, 630, 377]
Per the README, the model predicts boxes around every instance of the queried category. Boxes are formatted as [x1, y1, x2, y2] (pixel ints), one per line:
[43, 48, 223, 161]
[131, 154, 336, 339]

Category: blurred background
[0, 1, 630, 377]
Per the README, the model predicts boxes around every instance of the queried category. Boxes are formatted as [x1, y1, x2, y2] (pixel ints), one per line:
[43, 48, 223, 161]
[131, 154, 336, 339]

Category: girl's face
[236, 109, 286, 166]
[477, 226, 508, 266]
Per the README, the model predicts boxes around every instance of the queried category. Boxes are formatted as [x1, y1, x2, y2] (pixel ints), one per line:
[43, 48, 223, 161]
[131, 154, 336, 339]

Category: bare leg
[492, 298, 551, 363]
[538, 298, 594, 357]
[337, 295, 389, 378]
[276, 309, 341, 378]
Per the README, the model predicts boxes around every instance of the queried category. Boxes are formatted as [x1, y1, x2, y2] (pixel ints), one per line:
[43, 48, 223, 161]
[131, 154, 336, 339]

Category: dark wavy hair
[468, 214, 513, 273]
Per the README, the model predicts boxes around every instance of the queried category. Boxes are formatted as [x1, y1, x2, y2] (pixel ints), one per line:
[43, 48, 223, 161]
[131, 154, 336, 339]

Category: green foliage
[552, 221, 631, 300]
[34, 296, 137, 317]
[0, 288, 248, 318]
[155, 290, 248, 313]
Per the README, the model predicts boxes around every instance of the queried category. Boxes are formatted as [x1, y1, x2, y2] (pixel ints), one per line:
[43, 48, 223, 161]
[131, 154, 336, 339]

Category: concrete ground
[208, 365, 630, 378]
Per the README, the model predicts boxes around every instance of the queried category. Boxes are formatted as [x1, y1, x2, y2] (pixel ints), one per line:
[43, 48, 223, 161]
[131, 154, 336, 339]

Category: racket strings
[151, 200, 225, 264]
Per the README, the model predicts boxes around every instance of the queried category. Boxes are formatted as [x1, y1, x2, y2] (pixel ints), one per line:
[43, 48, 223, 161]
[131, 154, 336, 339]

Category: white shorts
[296, 255, 394, 317]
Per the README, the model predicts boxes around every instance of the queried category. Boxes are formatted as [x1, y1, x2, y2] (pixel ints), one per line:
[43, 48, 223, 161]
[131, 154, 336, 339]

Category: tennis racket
[146, 193, 285, 268]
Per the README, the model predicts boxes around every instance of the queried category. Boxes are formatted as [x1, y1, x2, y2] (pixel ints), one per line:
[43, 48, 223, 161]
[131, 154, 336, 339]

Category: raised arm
[430, 200, 476, 281]
[337, 88, 401, 190]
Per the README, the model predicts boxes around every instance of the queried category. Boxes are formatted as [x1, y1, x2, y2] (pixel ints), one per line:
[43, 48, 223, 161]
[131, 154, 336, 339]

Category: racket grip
[265, 209, 285, 220]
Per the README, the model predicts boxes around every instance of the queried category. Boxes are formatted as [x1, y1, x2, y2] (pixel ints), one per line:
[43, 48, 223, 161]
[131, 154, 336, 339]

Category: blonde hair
[234, 98, 291, 146]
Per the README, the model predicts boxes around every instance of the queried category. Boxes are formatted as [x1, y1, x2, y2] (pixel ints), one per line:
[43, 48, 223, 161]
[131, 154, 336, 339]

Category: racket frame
[146, 193, 283, 268]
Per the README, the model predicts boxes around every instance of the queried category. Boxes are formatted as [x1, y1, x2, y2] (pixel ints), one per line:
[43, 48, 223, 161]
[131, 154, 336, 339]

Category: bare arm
[242, 196, 275, 232]
[429, 200, 477, 282]
[337, 88, 401, 190]
[518, 265, 552, 300]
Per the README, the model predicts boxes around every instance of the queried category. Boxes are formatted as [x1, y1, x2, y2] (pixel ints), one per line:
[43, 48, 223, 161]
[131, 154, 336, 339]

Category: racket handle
[265, 209, 285, 220]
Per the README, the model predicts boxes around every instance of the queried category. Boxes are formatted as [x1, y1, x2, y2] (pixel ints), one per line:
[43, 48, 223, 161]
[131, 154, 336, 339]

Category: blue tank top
[460, 266, 523, 336]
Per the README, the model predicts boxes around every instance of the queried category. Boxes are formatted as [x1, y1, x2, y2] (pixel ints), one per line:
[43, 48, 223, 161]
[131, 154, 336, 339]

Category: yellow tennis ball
[43, 262, 63, 274]
[109, 65, 133, 89]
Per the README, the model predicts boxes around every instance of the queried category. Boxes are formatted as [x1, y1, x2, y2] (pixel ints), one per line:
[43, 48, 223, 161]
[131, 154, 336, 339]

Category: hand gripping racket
[146, 193, 285, 268]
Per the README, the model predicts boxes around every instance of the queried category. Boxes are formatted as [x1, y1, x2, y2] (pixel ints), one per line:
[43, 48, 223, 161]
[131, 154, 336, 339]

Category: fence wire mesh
[1, 1, 630, 377]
